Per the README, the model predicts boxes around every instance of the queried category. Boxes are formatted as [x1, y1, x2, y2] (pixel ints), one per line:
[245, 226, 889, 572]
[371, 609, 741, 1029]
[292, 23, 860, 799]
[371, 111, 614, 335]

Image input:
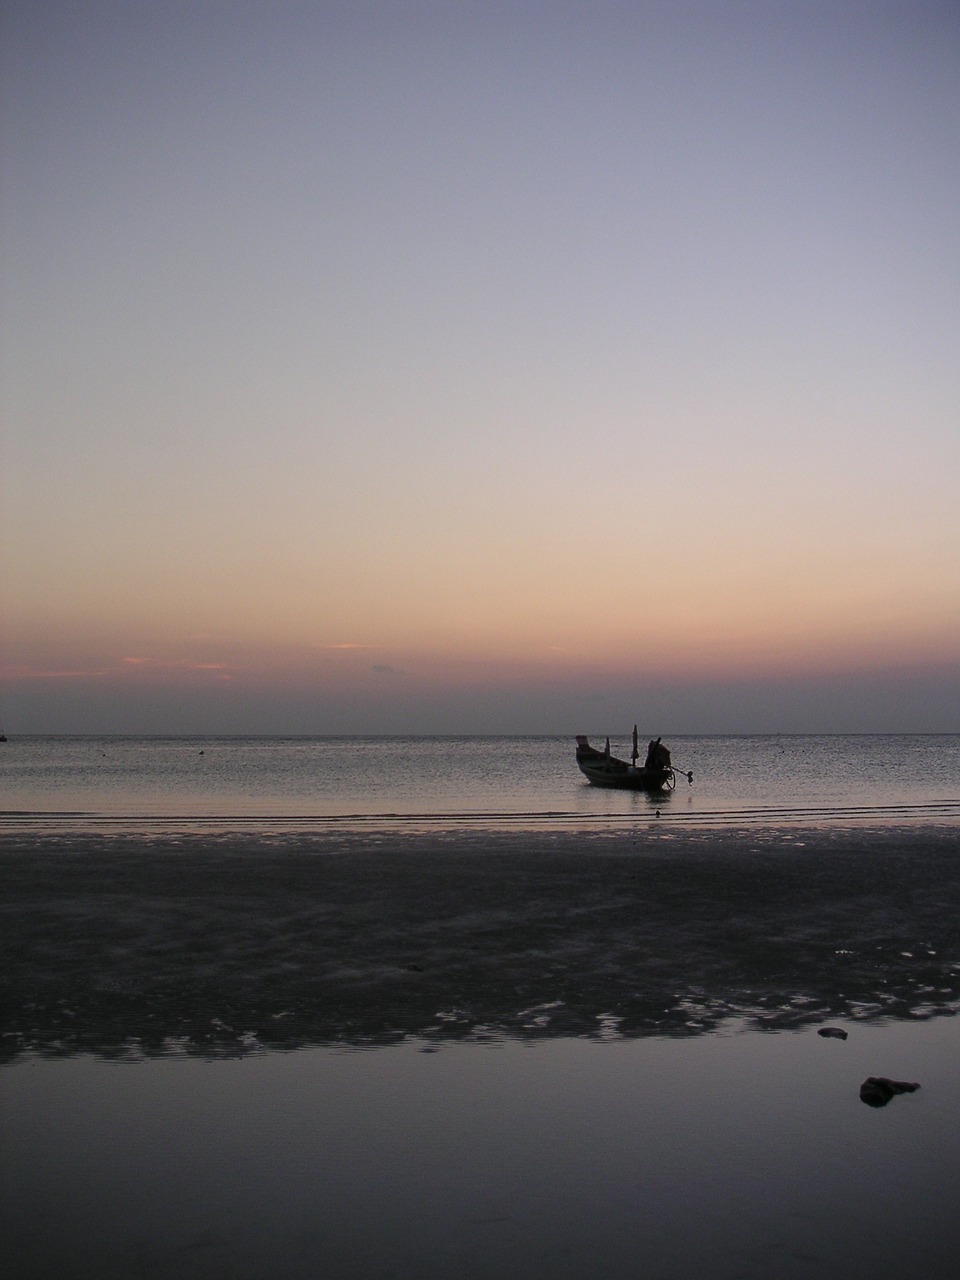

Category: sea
[2, 731, 959, 832]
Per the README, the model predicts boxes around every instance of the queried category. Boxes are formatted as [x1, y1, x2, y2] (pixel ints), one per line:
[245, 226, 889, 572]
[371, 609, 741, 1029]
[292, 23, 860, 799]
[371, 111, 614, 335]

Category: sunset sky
[2, 0, 958, 734]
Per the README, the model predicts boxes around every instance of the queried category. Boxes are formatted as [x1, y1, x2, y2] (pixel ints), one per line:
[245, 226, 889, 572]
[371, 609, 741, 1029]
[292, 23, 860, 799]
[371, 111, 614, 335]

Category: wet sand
[4, 821, 960, 1058]
[4, 821, 960, 1279]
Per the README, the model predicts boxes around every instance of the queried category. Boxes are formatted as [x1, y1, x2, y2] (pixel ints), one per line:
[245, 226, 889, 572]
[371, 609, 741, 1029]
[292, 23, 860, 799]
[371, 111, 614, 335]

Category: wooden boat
[575, 727, 692, 793]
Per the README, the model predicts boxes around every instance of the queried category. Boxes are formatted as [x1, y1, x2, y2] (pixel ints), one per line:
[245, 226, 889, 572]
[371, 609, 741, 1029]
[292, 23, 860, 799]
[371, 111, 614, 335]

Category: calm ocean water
[2, 733, 959, 830]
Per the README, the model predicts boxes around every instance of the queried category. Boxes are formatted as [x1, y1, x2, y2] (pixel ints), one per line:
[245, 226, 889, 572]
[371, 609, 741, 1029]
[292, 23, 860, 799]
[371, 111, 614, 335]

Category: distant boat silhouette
[574, 728, 693, 793]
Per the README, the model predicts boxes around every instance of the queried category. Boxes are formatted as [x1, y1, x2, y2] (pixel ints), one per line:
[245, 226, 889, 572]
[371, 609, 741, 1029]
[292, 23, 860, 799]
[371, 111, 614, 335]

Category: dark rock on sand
[859, 1077, 920, 1107]
[818, 1027, 848, 1039]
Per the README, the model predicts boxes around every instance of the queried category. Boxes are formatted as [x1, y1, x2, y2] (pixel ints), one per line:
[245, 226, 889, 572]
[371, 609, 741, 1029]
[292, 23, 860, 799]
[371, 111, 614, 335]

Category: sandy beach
[4, 820, 960, 1279]
[4, 821, 960, 1058]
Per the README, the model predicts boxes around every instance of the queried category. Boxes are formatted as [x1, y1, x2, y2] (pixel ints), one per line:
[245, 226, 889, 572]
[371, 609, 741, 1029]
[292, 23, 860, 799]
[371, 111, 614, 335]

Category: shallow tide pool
[3, 1016, 959, 1279]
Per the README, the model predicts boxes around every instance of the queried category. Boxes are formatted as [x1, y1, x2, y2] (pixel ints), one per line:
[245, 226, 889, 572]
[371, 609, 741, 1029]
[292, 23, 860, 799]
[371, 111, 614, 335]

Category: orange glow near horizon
[4, 603, 958, 691]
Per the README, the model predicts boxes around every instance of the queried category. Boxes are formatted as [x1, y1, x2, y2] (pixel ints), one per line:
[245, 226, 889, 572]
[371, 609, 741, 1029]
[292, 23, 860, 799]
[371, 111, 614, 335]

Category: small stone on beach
[859, 1077, 920, 1108]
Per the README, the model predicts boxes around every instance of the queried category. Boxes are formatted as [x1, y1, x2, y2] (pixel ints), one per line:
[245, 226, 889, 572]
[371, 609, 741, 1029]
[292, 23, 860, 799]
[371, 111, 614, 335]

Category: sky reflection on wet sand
[4, 1018, 960, 1279]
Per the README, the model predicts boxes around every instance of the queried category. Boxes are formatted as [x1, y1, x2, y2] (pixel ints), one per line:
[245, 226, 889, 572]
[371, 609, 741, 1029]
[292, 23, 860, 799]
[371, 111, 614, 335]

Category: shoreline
[1, 800, 958, 840]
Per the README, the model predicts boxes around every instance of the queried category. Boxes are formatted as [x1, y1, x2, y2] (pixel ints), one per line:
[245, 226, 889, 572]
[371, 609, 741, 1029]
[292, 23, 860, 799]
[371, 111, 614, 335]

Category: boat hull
[575, 738, 675, 793]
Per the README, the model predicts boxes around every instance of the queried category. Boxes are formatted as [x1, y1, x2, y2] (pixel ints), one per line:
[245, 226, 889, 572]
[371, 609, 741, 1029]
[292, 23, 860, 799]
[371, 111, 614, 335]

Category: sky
[2, 0, 958, 735]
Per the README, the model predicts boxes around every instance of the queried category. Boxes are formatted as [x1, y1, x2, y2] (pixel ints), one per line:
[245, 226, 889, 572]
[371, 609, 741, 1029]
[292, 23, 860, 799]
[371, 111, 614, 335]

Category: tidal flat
[3, 823, 960, 1277]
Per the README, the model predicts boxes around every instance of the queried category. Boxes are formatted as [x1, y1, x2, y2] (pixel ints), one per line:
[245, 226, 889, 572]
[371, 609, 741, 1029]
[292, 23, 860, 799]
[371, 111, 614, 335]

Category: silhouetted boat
[575, 727, 692, 793]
